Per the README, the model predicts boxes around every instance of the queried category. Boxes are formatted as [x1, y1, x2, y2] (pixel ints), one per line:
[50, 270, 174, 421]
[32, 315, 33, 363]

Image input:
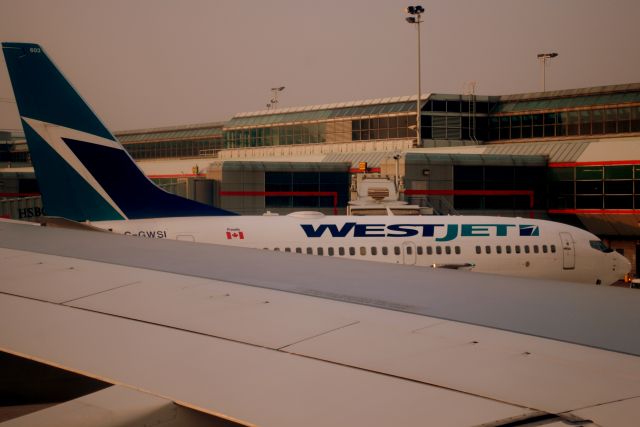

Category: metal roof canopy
[225, 102, 423, 129]
[405, 152, 548, 166]
[484, 141, 590, 163]
[213, 160, 351, 172]
[493, 83, 640, 114]
[322, 151, 396, 168]
[233, 93, 431, 118]
[116, 126, 223, 144]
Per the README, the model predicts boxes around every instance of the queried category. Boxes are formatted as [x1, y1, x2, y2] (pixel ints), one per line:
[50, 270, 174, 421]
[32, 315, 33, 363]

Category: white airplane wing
[1, 221, 639, 426]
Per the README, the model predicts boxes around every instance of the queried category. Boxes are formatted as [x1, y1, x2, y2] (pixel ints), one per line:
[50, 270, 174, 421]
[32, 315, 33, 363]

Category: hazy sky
[1, 0, 639, 132]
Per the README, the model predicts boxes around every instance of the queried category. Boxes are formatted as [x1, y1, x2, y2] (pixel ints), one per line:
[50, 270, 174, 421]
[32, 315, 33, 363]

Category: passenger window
[436, 246, 442, 255]
[406, 246, 413, 255]
[524, 245, 530, 254]
[485, 245, 491, 254]
[551, 244, 556, 253]
[371, 247, 378, 256]
[306, 247, 313, 254]
[515, 245, 521, 254]
[295, 248, 302, 254]
[496, 246, 502, 254]
[394, 246, 401, 255]
[284, 248, 291, 252]
[426, 246, 433, 255]
[417, 246, 423, 255]
[475, 245, 481, 254]
[317, 247, 324, 255]
[382, 247, 388, 255]
[533, 245, 539, 254]
[445, 246, 451, 255]
[360, 247, 366, 256]
[328, 247, 334, 256]
[274, 247, 280, 251]
[542, 245, 548, 253]
[349, 247, 356, 256]
[338, 247, 345, 256]
[506, 245, 512, 254]
[455, 246, 461, 255]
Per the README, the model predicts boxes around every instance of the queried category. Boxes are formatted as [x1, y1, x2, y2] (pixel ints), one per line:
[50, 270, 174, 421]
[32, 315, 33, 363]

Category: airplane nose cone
[617, 253, 632, 279]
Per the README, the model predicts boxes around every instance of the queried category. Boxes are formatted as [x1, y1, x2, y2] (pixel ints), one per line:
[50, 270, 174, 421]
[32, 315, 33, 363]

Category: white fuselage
[95, 213, 630, 285]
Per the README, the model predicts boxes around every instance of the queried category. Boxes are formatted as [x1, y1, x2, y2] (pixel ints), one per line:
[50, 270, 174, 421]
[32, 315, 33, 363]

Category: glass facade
[494, 91, 640, 113]
[265, 171, 349, 209]
[453, 165, 547, 210]
[224, 100, 422, 149]
[112, 87, 640, 156]
[352, 115, 416, 141]
[490, 106, 640, 141]
[225, 114, 419, 148]
[549, 164, 639, 210]
[122, 139, 222, 160]
[116, 125, 224, 160]
[0, 148, 29, 163]
[422, 99, 490, 141]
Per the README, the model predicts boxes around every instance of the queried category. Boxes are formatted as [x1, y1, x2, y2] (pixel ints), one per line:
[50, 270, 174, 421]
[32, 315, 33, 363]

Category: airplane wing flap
[284, 315, 640, 414]
[0, 247, 371, 350]
[0, 292, 536, 427]
[67, 274, 370, 350]
[570, 396, 640, 426]
[0, 248, 150, 304]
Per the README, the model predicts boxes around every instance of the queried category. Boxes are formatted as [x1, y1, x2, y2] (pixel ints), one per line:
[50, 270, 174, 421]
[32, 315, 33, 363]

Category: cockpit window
[590, 240, 614, 253]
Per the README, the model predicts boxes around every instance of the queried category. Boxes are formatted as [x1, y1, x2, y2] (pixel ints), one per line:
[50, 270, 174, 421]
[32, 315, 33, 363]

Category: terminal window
[549, 164, 637, 210]
[489, 105, 640, 142]
[265, 171, 349, 209]
[453, 165, 546, 210]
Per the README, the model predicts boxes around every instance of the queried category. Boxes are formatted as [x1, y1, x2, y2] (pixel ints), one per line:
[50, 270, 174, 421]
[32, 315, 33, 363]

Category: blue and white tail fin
[2, 42, 236, 221]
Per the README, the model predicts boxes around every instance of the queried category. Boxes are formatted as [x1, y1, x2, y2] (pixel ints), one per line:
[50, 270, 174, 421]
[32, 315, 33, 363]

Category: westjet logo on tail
[300, 223, 540, 242]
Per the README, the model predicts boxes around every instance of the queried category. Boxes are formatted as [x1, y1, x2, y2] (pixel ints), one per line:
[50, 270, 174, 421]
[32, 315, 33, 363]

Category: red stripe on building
[349, 167, 381, 174]
[549, 209, 640, 215]
[549, 160, 640, 168]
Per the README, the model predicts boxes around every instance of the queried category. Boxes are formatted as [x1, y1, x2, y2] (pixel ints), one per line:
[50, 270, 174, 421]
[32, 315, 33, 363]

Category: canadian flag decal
[226, 228, 245, 240]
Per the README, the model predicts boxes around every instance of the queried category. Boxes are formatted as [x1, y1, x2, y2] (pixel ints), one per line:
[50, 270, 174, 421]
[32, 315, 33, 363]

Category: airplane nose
[616, 253, 632, 279]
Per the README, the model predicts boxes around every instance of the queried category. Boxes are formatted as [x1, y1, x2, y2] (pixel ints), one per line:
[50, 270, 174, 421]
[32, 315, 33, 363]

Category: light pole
[269, 86, 285, 110]
[405, 5, 424, 146]
[537, 52, 558, 92]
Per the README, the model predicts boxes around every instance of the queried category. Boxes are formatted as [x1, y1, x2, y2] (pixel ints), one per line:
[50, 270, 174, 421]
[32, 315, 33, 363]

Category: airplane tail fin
[2, 42, 236, 221]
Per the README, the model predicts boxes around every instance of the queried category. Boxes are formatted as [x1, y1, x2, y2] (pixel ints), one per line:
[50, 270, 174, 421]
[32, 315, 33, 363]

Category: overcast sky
[1, 0, 639, 132]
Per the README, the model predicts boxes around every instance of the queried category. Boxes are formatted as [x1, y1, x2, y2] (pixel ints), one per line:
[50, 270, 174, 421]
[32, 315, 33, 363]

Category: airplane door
[403, 242, 417, 265]
[559, 232, 575, 270]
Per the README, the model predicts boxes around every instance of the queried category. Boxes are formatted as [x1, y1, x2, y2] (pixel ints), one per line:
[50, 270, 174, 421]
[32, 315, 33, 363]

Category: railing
[198, 148, 220, 157]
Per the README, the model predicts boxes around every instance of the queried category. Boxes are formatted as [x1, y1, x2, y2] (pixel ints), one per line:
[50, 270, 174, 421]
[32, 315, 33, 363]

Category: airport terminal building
[2, 83, 640, 272]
